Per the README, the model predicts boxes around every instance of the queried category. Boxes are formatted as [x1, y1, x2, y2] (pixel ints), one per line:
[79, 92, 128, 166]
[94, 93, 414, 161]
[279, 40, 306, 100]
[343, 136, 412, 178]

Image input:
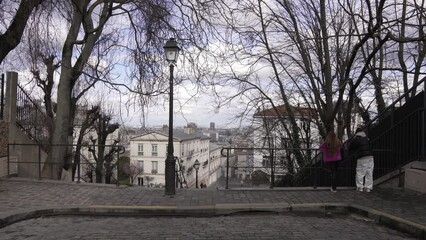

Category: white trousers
[356, 156, 374, 190]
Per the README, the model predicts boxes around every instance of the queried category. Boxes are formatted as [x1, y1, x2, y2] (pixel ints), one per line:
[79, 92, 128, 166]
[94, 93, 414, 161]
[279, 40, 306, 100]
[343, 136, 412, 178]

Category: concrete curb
[0, 203, 424, 239]
[348, 203, 426, 240]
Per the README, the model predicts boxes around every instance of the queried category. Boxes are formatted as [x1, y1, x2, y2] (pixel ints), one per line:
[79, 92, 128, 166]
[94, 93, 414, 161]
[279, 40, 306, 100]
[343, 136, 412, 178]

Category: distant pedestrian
[349, 128, 374, 192]
[320, 130, 342, 192]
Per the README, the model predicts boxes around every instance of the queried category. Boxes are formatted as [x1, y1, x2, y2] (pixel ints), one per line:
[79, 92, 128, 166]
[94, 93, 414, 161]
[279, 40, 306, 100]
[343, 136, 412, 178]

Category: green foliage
[251, 170, 270, 186]
[117, 156, 130, 185]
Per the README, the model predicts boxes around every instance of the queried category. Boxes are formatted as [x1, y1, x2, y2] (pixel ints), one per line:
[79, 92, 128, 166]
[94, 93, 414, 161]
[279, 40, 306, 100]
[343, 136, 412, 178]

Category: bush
[251, 170, 270, 186]
[117, 156, 131, 185]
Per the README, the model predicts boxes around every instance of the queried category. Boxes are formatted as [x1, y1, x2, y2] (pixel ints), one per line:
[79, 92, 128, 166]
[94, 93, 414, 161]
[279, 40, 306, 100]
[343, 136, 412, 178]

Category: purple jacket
[320, 143, 342, 162]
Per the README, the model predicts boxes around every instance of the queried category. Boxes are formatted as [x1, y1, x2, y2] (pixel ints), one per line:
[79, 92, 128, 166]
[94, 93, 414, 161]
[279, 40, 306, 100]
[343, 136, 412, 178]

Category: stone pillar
[423, 81, 426, 161]
[0, 72, 17, 177]
[0, 121, 8, 157]
[5, 71, 17, 123]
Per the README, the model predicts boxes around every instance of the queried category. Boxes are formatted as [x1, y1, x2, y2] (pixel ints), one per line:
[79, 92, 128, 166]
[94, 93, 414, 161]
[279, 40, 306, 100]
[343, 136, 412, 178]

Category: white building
[207, 143, 224, 185]
[252, 104, 319, 179]
[71, 125, 122, 183]
[71, 105, 124, 183]
[129, 128, 213, 188]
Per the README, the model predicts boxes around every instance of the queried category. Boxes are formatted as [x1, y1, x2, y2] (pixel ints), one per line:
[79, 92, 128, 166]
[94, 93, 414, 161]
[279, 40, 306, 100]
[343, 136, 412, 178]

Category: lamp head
[193, 159, 200, 170]
[163, 38, 181, 63]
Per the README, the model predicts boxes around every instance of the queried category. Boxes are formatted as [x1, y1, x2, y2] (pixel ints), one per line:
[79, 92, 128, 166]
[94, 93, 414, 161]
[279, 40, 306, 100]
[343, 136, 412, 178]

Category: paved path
[0, 213, 415, 239]
[0, 178, 425, 239]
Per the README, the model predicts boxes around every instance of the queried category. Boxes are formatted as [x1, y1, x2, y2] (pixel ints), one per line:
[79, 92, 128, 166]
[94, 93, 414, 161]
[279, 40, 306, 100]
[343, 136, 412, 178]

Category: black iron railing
[7, 143, 125, 185]
[296, 82, 426, 188]
[0, 73, 4, 120]
[220, 146, 399, 189]
[16, 85, 52, 152]
[220, 147, 324, 189]
[370, 107, 425, 181]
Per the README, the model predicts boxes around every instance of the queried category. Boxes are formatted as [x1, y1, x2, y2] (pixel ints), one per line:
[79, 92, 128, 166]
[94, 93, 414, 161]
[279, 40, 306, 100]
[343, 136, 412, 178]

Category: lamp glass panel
[166, 51, 178, 62]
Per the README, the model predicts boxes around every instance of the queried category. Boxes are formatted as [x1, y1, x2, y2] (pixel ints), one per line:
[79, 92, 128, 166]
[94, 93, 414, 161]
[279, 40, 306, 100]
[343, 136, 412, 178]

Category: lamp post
[164, 38, 181, 195]
[193, 159, 200, 188]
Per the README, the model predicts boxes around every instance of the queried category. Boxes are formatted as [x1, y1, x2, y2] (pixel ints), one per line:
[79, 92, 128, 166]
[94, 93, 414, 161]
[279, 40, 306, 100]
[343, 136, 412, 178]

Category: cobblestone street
[0, 178, 425, 239]
[0, 212, 415, 240]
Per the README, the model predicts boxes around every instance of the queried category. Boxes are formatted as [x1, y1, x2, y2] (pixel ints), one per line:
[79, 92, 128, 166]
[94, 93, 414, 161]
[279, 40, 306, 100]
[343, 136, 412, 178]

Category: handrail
[7, 142, 125, 183]
[364, 77, 425, 131]
[0, 73, 4, 120]
[341, 77, 425, 154]
[15, 84, 52, 152]
[220, 146, 322, 189]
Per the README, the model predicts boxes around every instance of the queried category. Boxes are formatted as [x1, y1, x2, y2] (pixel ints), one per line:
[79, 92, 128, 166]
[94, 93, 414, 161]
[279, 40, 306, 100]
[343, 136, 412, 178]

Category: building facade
[129, 129, 212, 188]
[251, 104, 319, 181]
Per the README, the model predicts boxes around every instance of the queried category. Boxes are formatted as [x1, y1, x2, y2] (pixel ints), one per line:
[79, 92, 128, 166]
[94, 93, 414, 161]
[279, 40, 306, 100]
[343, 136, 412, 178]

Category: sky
[115, 86, 247, 129]
[0, 1, 255, 130]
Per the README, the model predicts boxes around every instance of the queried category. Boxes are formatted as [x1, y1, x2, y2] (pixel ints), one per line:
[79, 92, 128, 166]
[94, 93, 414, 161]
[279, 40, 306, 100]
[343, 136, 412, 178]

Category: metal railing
[220, 146, 397, 189]
[370, 107, 425, 184]
[7, 143, 125, 185]
[15, 85, 52, 153]
[364, 81, 426, 180]
[220, 147, 325, 189]
[0, 73, 4, 120]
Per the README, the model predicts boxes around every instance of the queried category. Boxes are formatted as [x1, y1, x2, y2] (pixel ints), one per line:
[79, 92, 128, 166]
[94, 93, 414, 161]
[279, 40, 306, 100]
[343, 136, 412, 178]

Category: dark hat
[355, 127, 363, 133]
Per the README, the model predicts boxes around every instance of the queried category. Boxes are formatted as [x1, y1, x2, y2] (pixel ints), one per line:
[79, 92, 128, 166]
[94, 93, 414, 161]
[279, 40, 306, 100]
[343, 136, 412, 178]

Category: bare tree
[41, 0, 175, 179]
[0, 0, 45, 65]
[188, 0, 426, 140]
[87, 111, 120, 183]
[120, 160, 144, 185]
[9, 0, 210, 180]
[72, 105, 100, 181]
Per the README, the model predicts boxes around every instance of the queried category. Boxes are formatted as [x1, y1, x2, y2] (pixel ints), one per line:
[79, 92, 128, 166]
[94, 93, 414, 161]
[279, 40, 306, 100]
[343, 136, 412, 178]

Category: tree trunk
[46, 68, 73, 179]
[0, 0, 44, 64]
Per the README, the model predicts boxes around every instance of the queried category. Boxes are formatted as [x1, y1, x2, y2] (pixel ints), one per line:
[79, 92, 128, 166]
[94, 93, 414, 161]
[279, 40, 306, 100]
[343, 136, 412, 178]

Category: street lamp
[193, 159, 200, 188]
[164, 38, 181, 195]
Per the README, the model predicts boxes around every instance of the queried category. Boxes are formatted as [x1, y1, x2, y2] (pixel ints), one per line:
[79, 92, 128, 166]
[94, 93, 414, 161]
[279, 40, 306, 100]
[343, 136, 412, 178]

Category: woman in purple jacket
[320, 131, 342, 192]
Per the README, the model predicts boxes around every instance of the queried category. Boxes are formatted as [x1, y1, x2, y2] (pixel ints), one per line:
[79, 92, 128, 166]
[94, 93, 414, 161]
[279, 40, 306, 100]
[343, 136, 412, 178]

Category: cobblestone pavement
[0, 178, 425, 239]
[0, 213, 415, 240]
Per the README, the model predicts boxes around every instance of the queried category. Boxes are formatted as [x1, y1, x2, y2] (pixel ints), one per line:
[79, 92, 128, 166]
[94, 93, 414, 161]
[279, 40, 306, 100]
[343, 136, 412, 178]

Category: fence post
[226, 148, 229, 189]
[38, 145, 42, 180]
[270, 148, 274, 189]
[1, 73, 4, 120]
[313, 159, 318, 189]
[423, 83, 426, 161]
[7, 144, 10, 177]
[116, 149, 120, 187]
[313, 149, 318, 189]
[77, 154, 81, 183]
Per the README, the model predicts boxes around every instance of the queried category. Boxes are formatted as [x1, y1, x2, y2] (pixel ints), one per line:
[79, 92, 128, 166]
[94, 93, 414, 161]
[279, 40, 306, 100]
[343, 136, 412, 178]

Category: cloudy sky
[115, 85, 248, 129]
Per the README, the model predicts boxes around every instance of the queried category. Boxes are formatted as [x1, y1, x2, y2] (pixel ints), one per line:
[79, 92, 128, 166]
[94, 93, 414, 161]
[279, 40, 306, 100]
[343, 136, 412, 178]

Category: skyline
[117, 91, 249, 129]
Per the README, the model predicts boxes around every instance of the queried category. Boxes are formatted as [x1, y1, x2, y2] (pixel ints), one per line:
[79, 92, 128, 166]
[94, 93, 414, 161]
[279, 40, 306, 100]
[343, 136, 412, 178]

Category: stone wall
[0, 120, 8, 157]
[405, 161, 426, 194]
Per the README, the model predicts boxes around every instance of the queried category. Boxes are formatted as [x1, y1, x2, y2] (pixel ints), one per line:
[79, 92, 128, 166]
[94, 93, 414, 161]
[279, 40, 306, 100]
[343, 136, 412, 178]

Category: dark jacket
[349, 131, 373, 159]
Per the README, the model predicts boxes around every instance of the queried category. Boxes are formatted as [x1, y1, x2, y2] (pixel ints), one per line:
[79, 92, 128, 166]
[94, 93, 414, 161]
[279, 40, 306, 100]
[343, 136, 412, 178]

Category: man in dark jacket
[349, 128, 374, 192]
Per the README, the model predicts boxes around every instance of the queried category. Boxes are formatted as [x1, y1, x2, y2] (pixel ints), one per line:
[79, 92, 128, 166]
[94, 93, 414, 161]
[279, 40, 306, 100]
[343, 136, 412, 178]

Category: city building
[129, 126, 211, 188]
[251, 104, 319, 180]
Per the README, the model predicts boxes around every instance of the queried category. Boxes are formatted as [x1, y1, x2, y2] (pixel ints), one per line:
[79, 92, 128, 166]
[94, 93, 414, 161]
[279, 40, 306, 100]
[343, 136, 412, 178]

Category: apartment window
[138, 144, 144, 156]
[152, 144, 158, 156]
[262, 155, 271, 168]
[137, 177, 144, 186]
[138, 160, 144, 172]
[151, 161, 158, 174]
